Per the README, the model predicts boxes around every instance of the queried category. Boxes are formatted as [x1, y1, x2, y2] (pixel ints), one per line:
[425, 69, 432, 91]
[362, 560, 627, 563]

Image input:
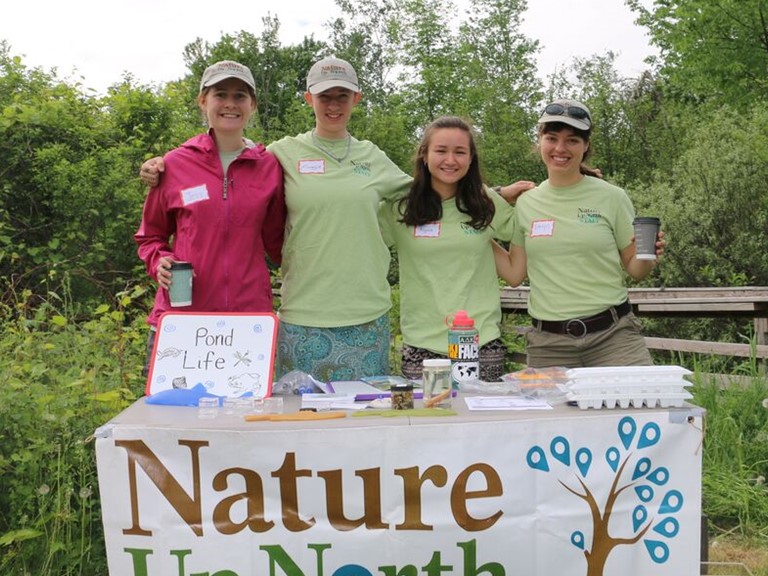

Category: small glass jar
[390, 383, 414, 410]
[422, 358, 452, 409]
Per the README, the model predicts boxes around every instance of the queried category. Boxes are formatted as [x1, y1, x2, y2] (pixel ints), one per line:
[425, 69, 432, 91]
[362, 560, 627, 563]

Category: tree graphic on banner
[525, 416, 683, 576]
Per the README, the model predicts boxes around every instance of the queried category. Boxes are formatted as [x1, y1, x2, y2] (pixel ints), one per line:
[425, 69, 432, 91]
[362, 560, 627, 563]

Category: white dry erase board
[145, 312, 278, 398]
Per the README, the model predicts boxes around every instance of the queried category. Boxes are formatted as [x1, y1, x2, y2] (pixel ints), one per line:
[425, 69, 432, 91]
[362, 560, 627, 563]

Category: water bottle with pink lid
[446, 310, 480, 389]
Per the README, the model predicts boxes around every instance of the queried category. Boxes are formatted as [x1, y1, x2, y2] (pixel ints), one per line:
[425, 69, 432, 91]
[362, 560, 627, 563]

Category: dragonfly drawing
[233, 350, 252, 367]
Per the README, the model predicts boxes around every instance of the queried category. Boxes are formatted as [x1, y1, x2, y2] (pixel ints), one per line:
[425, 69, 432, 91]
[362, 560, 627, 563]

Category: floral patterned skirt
[276, 314, 390, 382]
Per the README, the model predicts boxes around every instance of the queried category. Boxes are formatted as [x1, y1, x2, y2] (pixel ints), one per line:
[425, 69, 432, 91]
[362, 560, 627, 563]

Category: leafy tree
[457, 0, 543, 184]
[0, 43, 185, 307]
[641, 105, 768, 288]
[629, 0, 768, 106]
[391, 0, 465, 128]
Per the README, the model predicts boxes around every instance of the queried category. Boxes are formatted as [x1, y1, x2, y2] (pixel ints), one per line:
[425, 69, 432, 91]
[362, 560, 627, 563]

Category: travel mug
[168, 261, 193, 306]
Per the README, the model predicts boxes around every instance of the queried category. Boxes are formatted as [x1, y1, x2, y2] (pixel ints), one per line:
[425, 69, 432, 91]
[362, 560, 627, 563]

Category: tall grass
[0, 287, 147, 575]
[688, 358, 768, 540]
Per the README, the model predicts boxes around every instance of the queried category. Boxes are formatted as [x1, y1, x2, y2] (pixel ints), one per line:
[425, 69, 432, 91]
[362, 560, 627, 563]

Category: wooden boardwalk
[500, 286, 768, 360]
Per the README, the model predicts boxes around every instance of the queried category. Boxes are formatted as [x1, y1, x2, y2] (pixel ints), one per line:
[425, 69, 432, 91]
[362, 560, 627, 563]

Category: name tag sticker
[299, 159, 325, 174]
[180, 185, 209, 206]
[530, 219, 555, 237]
[414, 223, 441, 238]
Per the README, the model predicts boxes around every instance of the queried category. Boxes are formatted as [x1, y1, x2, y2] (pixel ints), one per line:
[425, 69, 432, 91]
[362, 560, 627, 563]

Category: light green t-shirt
[268, 131, 412, 327]
[379, 189, 515, 353]
[511, 176, 635, 320]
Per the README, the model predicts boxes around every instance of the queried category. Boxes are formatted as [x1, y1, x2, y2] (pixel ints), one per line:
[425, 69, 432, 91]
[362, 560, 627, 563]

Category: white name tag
[414, 223, 441, 238]
[530, 219, 555, 237]
[299, 159, 325, 174]
[180, 184, 209, 206]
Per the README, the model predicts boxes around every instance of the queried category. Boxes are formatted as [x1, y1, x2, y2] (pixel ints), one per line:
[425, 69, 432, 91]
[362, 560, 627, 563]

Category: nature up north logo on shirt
[351, 160, 372, 177]
[460, 223, 483, 235]
[578, 208, 602, 224]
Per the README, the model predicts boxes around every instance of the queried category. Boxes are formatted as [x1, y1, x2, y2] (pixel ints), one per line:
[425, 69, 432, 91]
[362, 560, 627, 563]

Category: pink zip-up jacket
[135, 131, 286, 326]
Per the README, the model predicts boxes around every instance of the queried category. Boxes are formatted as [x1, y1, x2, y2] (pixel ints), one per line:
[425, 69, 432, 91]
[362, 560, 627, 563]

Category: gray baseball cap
[199, 60, 256, 94]
[306, 57, 359, 94]
[538, 99, 592, 131]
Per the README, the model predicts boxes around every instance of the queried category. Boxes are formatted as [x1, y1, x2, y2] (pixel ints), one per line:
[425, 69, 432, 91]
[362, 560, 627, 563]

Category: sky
[0, 0, 657, 95]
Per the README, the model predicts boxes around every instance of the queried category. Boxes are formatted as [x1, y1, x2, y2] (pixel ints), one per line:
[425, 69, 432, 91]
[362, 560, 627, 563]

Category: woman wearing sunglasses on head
[494, 99, 665, 368]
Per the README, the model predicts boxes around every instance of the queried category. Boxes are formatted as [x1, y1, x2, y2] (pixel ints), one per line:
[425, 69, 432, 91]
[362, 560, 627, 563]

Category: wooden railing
[500, 286, 768, 360]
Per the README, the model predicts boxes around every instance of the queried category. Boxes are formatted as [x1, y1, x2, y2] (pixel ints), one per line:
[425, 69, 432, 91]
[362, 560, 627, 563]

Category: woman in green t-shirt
[379, 116, 533, 381]
[495, 99, 665, 368]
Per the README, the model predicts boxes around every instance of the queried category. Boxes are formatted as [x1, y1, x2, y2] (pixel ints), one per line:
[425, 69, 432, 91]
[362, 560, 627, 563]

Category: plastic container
[422, 358, 452, 409]
[564, 366, 694, 409]
[447, 310, 479, 389]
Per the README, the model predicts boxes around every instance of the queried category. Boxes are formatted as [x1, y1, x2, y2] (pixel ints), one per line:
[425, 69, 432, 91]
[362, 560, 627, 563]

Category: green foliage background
[2, 0, 768, 572]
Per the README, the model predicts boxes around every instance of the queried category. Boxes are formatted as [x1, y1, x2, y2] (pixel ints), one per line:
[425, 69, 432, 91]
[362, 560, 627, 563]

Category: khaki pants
[525, 313, 652, 368]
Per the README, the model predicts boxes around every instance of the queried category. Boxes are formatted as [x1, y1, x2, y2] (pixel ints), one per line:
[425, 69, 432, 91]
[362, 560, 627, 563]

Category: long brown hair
[398, 116, 494, 229]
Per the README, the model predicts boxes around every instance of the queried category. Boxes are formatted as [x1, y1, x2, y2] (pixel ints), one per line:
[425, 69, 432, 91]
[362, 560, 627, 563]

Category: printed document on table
[300, 393, 363, 410]
[464, 396, 553, 411]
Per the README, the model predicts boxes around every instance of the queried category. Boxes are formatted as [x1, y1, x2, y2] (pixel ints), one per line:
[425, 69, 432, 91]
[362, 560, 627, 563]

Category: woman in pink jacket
[134, 60, 286, 371]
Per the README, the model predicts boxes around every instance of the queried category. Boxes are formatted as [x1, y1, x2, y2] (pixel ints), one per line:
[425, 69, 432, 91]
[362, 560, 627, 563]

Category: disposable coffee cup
[168, 261, 193, 307]
[633, 217, 661, 261]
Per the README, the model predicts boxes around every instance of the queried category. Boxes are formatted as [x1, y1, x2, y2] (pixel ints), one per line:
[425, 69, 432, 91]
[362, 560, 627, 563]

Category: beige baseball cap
[199, 60, 256, 93]
[538, 99, 592, 131]
[306, 57, 359, 94]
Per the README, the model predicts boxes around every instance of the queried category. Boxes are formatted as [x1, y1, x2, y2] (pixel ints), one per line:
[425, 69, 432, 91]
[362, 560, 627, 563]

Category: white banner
[96, 408, 703, 576]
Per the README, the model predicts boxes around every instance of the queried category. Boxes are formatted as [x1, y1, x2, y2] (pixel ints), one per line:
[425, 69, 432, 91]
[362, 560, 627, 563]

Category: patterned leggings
[400, 338, 508, 382]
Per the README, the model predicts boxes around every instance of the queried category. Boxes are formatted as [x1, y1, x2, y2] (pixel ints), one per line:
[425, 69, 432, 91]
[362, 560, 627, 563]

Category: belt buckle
[565, 318, 587, 338]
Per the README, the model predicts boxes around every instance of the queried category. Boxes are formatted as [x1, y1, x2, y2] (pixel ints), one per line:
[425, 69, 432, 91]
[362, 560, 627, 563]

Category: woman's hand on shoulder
[140, 157, 165, 187]
[496, 181, 536, 205]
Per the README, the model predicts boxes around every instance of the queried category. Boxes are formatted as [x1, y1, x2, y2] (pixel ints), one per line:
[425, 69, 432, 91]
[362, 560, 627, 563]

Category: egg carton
[566, 390, 693, 410]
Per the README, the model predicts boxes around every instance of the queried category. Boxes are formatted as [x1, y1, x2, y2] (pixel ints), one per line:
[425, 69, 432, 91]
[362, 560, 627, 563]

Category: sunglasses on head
[543, 103, 591, 125]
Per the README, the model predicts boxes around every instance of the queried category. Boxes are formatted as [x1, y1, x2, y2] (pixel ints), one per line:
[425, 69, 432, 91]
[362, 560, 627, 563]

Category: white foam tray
[566, 365, 692, 392]
[566, 390, 693, 410]
[566, 365, 692, 381]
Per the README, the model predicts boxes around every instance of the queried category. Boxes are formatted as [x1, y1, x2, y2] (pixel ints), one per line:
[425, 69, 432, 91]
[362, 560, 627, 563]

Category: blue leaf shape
[527, 446, 549, 471]
[632, 505, 648, 532]
[659, 490, 684, 514]
[644, 540, 670, 564]
[647, 467, 670, 486]
[605, 447, 620, 472]
[550, 436, 570, 466]
[618, 416, 636, 450]
[653, 517, 680, 538]
[632, 457, 652, 480]
[571, 531, 585, 549]
[638, 422, 661, 448]
[575, 447, 592, 477]
[634, 485, 654, 503]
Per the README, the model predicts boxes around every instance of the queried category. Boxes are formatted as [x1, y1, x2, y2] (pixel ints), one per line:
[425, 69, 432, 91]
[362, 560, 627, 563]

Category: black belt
[532, 300, 632, 338]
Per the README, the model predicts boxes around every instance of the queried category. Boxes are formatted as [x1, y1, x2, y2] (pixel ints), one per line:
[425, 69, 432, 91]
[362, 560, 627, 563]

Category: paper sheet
[464, 396, 553, 411]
